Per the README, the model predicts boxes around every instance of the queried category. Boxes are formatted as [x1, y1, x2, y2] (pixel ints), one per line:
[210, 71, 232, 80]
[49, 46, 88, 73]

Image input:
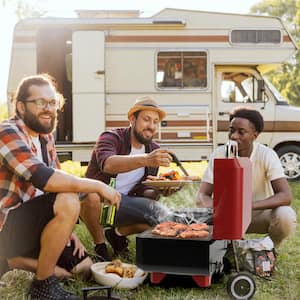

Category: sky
[0, 0, 261, 103]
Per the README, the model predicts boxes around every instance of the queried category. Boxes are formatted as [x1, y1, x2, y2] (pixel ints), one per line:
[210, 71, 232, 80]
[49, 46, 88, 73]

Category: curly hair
[229, 107, 264, 133]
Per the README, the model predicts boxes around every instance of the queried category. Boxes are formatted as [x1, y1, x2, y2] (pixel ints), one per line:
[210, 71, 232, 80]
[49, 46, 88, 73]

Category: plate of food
[142, 180, 190, 189]
[91, 259, 147, 289]
[142, 170, 200, 189]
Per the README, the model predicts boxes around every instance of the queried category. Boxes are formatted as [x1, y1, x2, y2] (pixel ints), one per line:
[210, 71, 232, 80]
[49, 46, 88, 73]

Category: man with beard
[196, 107, 296, 248]
[81, 96, 174, 259]
[0, 74, 120, 300]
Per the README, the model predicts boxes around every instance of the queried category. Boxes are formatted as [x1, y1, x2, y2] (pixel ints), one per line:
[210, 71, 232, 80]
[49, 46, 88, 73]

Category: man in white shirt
[81, 97, 174, 259]
[196, 107, 296, 247]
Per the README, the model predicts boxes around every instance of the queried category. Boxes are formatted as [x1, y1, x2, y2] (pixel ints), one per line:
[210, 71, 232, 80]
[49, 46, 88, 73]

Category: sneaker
[0, 257, 9, 279]
[29, 275, 79, 300]
[105, 228, 130, 258]
[94, 243, 112, 261]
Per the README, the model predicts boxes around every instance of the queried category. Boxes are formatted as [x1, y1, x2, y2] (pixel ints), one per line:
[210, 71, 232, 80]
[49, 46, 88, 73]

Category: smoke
[148, 200, 213, 225]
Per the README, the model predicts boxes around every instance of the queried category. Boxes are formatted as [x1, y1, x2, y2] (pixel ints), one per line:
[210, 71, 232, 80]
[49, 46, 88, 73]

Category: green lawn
[1, 181, 299, 300]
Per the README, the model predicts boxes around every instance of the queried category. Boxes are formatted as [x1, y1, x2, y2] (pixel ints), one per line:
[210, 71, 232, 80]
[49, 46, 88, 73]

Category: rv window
[221, 72, 266, 103]
[157, 51, 207, 89]
[231, 30, 281, 44]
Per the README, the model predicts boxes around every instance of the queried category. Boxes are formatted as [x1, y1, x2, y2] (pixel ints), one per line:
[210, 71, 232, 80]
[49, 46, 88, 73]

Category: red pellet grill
[136, 157, 252, 288]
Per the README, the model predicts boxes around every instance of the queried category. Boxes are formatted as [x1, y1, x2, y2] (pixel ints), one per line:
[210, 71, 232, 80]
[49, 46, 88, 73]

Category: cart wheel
[227, 272, 256, 300]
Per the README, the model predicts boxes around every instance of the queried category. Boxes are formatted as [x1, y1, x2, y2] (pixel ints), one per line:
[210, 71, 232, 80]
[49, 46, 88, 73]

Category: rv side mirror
[258, 79, 266, 109]
[257, 80, 265, 100]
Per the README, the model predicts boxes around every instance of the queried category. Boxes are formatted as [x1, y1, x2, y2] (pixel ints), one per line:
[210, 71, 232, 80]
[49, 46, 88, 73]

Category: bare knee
[54, 193, 80, 221]
[270, 206, 297, 247]
[273, 206, 297, 229]
[81, 193, 102, 210]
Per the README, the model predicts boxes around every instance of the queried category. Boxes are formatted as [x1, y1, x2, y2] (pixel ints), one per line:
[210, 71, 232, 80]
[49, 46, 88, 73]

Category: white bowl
[91, 262, 147, 289]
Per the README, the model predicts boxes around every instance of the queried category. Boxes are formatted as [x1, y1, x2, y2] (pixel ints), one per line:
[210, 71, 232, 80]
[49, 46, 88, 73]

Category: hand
[100, 185, 121, 209]
[146, 149, 173, 167]
[69, 233, 86, 259]
[146, 175, 160, 181]
[195, 194, 213, 208]
[160, 186, 182, 197]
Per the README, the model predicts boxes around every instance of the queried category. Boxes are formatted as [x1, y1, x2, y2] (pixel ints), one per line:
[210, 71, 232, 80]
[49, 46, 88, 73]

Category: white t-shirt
[202, 142, 285, 202]
[30, 135, 44, 197]
[115, 145, 145, 195]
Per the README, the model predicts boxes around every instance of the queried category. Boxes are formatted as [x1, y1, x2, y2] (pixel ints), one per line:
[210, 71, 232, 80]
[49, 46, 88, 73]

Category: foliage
[0, 103, 8, 123]
[60, 160, 87, 178]
[250, 0, 300, 106]
[1, 0, 46, 19]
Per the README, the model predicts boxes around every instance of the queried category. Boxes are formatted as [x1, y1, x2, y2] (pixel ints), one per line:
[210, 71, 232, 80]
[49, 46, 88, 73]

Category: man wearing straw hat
[81, 96, 174, 260]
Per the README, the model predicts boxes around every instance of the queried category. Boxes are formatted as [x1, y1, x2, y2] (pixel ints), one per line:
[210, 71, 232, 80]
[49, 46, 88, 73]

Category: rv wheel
[277, 145, 300, 180]
[227, 272, 256, 300]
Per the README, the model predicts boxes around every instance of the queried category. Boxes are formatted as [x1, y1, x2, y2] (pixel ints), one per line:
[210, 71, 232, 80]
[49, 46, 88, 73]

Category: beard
[133, 126, 153, 145]
[23, 107, 57, 134]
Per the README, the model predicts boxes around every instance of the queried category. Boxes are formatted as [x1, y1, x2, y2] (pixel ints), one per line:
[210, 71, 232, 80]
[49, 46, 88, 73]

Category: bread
[123, 266, 137, 278]
[104, 259, 136, 278]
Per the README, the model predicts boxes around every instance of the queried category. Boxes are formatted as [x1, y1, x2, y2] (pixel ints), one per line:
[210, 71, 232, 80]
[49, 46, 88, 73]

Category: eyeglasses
[24, 98, 59, 109]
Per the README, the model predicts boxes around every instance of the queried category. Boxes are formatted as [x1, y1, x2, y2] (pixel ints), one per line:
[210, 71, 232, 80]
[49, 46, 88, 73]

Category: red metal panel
[192, 275, 211, 287]
[150, 272, 167, 284]
[213, 158, 252, 240]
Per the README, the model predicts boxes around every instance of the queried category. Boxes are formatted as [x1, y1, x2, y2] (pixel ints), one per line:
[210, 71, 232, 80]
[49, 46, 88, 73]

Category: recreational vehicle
[7, 8, 300, 179]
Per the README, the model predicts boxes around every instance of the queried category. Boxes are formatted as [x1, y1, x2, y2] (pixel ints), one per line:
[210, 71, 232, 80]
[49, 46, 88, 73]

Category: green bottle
[100, 178, 116, 226]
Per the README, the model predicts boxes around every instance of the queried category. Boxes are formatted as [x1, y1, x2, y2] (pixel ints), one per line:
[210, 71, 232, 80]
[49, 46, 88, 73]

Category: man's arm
[43, 169, 120, 208]
[103, 148, 173, 174]
[196, 181, 214, 208]
[252, 177, 292, 210]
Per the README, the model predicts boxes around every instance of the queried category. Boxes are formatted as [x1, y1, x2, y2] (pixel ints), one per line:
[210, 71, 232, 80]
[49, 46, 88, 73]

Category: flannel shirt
[0, 117, 59, 231]
[86, 127, 159, 196]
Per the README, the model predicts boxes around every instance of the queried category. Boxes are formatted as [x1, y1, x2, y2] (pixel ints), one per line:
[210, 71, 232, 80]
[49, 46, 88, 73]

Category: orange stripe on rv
[13, 35, 292, 44]
[106, 35, 229, 43]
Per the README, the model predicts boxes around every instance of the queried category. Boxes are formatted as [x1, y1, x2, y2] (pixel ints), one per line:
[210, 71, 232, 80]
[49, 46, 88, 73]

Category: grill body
[136, 229, 228, 286]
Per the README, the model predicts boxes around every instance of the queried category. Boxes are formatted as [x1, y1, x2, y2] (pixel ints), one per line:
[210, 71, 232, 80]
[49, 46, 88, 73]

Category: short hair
[13, 74, 65, 116]
[229, 107, 264, 133]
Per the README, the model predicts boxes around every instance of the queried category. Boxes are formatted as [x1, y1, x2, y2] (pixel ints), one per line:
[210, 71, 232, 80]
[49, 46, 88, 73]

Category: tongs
[170, 153, 189, 176]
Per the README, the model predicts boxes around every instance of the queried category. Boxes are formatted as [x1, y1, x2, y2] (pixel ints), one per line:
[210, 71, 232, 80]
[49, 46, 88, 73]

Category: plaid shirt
[86, 127, 159, 196]
[0, 116, 59, 231]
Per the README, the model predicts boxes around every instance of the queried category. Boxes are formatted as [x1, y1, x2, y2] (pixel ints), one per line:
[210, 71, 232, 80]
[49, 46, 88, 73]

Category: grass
[0, 164, 299, 300]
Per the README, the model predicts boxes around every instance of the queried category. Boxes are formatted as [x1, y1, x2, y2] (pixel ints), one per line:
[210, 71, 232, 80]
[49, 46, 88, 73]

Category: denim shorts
[0, 193, 87, 272]
[114, 194, 170, 227]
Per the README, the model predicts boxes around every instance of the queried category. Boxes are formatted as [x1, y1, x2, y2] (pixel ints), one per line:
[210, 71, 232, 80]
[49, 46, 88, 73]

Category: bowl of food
[91, 259, 147, 289]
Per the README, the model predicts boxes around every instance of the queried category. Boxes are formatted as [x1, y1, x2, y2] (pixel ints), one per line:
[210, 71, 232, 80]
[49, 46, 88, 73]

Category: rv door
[214, 67, 275, 146]
[72, 31, 105, 142]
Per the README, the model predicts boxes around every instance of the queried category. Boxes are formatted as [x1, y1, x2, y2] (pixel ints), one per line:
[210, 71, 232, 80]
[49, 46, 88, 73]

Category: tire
[276, 145, 300, 180]
[227, 272, 256, 300]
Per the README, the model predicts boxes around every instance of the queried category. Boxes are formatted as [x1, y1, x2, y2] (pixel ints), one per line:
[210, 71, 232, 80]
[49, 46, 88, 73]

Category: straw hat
[127, 96, 166, 120]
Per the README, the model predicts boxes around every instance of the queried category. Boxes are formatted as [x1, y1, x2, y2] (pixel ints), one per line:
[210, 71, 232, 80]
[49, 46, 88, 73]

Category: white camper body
[7, 9, 300, 179]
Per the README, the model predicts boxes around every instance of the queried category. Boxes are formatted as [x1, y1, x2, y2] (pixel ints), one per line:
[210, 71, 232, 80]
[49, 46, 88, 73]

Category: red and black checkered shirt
[0, 117, 59, 231]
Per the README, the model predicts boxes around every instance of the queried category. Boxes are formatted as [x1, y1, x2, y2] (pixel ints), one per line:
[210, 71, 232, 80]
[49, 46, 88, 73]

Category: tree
[0, 103, 8, 122]
[250, 0, 300, 106]
[1, 0, 45, 19]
